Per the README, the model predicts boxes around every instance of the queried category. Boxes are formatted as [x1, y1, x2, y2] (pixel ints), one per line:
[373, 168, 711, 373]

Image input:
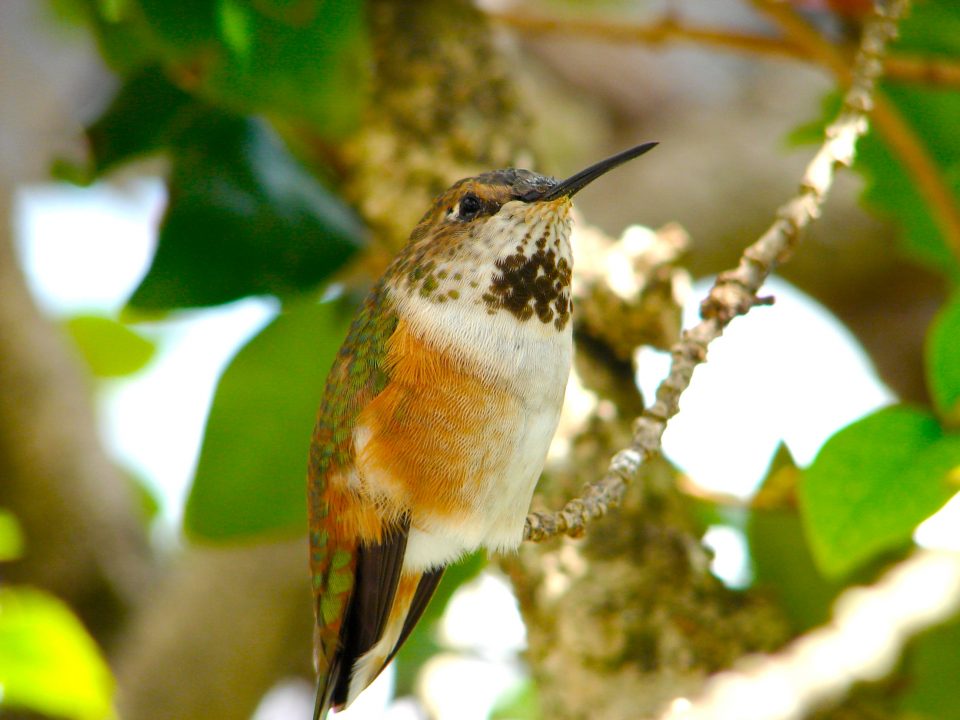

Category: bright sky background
[12, 177, 960, 719]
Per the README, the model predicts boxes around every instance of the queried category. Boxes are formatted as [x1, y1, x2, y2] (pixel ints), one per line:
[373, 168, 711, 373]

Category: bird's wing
[309, 284, 403, 719]
[388, 566, 446, 664]
[314, 518, 411, 717]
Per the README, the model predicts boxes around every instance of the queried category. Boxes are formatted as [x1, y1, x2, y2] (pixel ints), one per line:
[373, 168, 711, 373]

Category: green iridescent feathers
[308, 282, 399, 673]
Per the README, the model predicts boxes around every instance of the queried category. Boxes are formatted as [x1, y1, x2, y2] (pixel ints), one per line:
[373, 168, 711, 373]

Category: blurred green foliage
[791, 3, 960, 280]
[59, 0, 369, 135]
[185, 298, 353, 540]
[926, 290, 960, 426]
[899, 615, 960, 720]
[63, 314, 156, 377]
[128, 108, 365, 309]
[0, 510, 25, 562]
[0, 588, 116, 720]
[64, 66, 367, 310]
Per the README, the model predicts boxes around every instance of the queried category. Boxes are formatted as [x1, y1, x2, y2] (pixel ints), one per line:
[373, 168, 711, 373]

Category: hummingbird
[307, 141, 658, 718]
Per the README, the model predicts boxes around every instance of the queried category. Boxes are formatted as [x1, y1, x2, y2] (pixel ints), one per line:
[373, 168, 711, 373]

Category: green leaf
[184, 299, 352, 541]
[127, 112, 366, 310]
[64, 69, 367, 310]
[0, 510, 24, 562]
[393, 551, 487, 696]
[898, 613, 960, 720]
[77, 0, 370, 135]
[927, 290, 960, 426]
[0, 587, 115, 720]
[63, 0, 156, 72]
[70, 0, 371, 133]
[63, 314, 156, 378]
[745, 444, 842, 631]
[799, 405, 960, 578]
[84, 66, 197, 177]
[491, 678, 541, 720]
[748, 508, 845, 632]
[895, 0, 960, 57]
[855, 100, 960, 280]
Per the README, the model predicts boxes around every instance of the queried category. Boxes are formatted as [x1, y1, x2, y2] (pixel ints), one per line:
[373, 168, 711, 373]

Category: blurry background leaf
[84, 66, 197, 176]
[127, 113, 366, 310]
[0, 587, 115, 720]
[57, 0, 156, 71]
[393, 551, 487, 696]
[184, 299, 352, 541]
[897, 613, 960, 720]
[63, 314, 156, 378]
[490, 678, 541, 720]
[748, 508, 845, 631]
[63, 66, 368, 311]
[926, 290, 960, 426]
[799, 405, 960, 578]
[744, 443, 843, 631]
[0, 510, 25, 562]
[75, 0, 370, 136]
[856, 113, 960, 280]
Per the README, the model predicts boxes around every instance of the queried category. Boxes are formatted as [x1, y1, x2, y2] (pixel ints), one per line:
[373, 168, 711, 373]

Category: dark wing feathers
[313, 653, 342, 720]
[328, 516, 411, 710]
[390, 567, 445, 663]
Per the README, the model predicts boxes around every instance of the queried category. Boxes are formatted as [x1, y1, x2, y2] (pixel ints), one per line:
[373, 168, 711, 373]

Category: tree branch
[524, 0, 910, 542]
[753, 0, 960, 265]
[0, 192, 151, 641]
[489, 11, 809, 63]
[488, 9, 960, 89]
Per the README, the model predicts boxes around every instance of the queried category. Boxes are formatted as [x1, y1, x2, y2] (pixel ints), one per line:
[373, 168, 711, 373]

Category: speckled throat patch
[482, 230, 572, 331]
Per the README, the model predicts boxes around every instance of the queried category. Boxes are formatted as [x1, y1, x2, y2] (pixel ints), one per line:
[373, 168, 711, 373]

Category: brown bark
[0, 192, 150, 643]
[114, 537, 313, 720]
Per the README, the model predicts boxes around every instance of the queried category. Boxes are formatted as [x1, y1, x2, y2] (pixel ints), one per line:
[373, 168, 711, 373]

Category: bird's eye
[458, 193, 482, 219]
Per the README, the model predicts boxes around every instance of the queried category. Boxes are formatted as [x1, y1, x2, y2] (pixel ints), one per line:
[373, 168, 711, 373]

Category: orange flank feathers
[354, 318, 516, 524]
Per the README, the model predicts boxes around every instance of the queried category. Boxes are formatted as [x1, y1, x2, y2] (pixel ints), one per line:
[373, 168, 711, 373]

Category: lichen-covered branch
[524, 0, 910, 543]
[335, 0, 532, 257]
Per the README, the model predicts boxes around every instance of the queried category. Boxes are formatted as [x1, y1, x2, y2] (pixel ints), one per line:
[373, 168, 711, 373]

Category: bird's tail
[313, 655, 342, 720]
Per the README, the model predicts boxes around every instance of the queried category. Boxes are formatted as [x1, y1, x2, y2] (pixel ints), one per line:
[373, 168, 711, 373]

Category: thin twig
[523, 0, 909, 542]
[754, 0, 960, 265]
[490, 12, 809, 62]
[886, 53, 960, 86]
[488, 10, 960, 88]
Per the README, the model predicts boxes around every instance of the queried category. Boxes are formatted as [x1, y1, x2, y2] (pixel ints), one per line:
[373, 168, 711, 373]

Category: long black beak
[522, 141, 658, 202]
